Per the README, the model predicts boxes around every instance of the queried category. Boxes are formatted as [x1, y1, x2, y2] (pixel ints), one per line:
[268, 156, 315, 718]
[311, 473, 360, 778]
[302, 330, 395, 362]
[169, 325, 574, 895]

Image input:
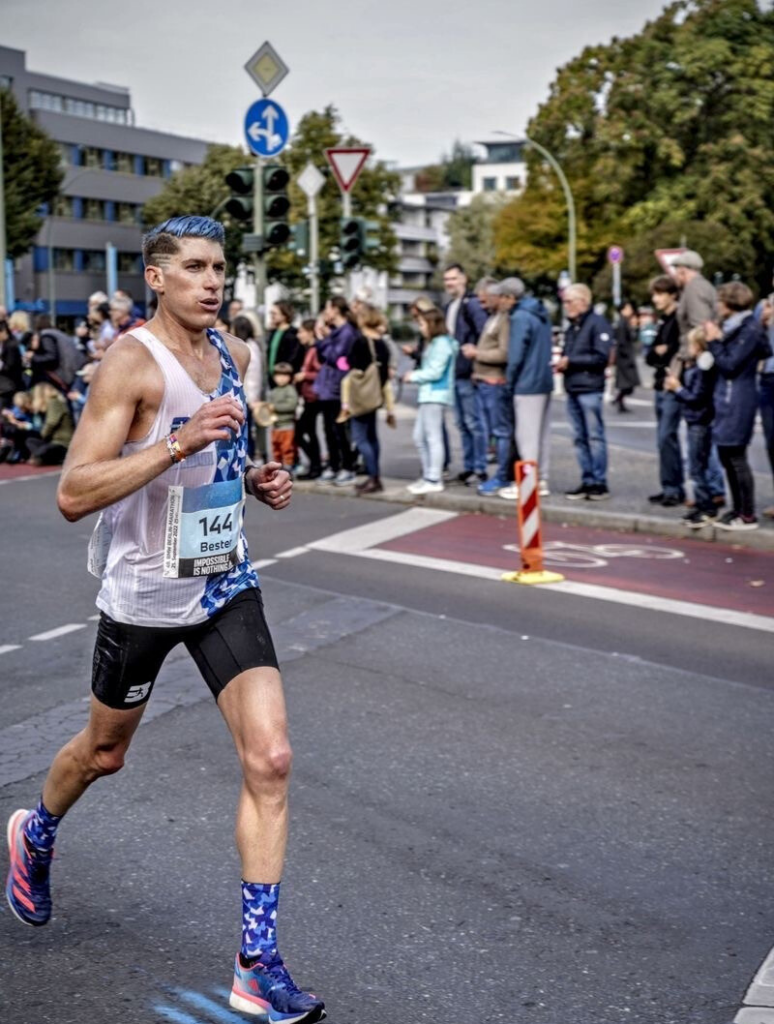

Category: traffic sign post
[297, 163, 325, 315]
[655, 248, 687, 279]
[241, 41, 290, 314]
[325, 147, 370, 217]
[608, 245, 624, 307]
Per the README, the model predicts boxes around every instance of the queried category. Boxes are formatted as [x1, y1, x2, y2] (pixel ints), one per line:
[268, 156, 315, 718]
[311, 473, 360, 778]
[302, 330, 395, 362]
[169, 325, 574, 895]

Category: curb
[294, 477, 774, 553]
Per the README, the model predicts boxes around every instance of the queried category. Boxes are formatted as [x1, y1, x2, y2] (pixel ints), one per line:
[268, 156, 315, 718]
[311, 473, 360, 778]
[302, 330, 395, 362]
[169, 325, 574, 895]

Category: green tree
[0, 88, 63, 258]
[416, 139, 475, 193]
[441, 194, 508, 285]
[494, 0, 774, 298]
[143, 106, 400, 300]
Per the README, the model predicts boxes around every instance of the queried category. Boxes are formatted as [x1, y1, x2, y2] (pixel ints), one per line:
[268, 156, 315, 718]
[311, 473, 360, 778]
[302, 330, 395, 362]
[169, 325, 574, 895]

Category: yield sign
[655, 248, 687, 278]
[325, 147, 371, 193]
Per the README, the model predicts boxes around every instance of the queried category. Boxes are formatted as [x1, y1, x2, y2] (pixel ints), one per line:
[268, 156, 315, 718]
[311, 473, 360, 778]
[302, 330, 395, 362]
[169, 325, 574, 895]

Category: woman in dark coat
[706, 282, 772, 530]
[613, 300, 641, 412]
[266, 301, 302, 383]
[0, 320, 24, 409]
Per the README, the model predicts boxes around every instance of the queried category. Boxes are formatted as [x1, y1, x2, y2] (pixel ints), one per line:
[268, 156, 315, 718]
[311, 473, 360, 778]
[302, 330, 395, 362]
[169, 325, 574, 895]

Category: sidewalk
[294, 398, 774, 553]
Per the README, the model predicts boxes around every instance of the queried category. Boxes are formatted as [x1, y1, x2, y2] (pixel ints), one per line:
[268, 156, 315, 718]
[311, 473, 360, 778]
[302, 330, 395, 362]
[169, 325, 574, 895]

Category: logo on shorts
[124, 682, 152, 703]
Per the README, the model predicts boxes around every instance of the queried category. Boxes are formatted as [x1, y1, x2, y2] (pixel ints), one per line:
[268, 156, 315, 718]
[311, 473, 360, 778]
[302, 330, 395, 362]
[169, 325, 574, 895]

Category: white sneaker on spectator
[411, 480, 444, 495]
[498, 484, 519, 500]
[539, 479, 550, 496]
[318, 467, 336, 482]
[406, 478, 427, 494]
[333, 469, 356, 486]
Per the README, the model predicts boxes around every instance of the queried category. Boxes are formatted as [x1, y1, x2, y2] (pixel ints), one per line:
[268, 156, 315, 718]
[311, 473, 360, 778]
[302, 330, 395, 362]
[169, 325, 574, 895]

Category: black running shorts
[91, 587, 279, 710]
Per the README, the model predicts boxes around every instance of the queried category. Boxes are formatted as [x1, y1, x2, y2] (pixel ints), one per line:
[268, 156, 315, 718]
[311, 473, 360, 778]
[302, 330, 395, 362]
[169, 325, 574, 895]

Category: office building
[0, 45, 209, 321]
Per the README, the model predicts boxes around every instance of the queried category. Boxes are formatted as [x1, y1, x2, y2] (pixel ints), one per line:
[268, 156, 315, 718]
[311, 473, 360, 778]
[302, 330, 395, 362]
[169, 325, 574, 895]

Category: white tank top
[92, 326, 259, 627]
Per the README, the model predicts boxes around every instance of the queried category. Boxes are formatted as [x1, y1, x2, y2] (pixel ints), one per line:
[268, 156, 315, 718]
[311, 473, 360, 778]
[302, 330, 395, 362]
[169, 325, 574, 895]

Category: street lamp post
[0, 92, 7, 309]
[494, 130, 577, 283]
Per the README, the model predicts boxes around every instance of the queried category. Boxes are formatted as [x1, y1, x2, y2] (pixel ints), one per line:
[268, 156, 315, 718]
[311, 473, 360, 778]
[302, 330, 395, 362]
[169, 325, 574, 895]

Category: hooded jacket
[506, 296, 554, 396]
[709, 312, 772, 447]
[313, 321, 358, 402]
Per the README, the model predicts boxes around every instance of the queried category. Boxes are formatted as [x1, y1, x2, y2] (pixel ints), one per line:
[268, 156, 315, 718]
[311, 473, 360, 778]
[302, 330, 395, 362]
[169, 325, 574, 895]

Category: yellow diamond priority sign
[245, 42, 289, 98]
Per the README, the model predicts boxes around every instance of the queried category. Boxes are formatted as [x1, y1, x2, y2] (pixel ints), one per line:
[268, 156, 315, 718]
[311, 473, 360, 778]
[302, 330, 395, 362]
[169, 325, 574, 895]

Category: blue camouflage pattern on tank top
[201, 328, 259, 616]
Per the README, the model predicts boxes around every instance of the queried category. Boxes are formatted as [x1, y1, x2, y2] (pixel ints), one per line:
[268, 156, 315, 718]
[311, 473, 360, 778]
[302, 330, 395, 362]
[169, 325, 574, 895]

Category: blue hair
[142, 215, 225, 265]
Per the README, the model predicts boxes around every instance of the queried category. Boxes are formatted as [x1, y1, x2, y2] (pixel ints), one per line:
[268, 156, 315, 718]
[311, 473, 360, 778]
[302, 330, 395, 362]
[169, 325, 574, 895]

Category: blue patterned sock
[23, 798, 61, 853]
[241, 880, 281, 962]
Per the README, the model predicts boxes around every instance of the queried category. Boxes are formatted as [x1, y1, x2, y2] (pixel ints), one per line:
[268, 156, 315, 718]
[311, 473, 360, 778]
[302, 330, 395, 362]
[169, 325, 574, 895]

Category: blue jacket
[709, 313, 772, 447]
[674, 363, 715, 427]
[444, 293, 488, 380]
[313, 321, 358, 401]
[506, 296, 553, 395]
[408, 333, 459, 405]
[562, 309, 613, 394]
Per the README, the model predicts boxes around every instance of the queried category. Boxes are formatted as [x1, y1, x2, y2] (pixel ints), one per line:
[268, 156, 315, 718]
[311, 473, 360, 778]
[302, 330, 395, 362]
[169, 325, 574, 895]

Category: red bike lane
[375, 514, 774, 618]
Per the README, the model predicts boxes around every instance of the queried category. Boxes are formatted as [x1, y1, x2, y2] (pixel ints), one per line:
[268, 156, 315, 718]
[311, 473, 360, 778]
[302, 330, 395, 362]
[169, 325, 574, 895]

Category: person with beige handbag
[343, 308, 391, 494]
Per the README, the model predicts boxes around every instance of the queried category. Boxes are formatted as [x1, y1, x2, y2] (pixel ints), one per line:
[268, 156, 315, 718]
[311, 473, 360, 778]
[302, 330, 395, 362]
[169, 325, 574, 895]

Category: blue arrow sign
[244, 99, 289, 158]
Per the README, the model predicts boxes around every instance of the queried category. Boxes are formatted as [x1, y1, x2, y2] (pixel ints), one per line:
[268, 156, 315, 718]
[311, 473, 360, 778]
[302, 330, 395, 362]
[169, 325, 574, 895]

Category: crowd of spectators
[3, 250, 773, 531]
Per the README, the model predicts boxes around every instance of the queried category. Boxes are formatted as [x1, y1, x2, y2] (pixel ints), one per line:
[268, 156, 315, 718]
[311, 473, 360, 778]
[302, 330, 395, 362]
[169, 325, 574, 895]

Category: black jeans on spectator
[717, 443, 755, 518]
[319, 400, 354, 473]
[295, 401, 322, 474]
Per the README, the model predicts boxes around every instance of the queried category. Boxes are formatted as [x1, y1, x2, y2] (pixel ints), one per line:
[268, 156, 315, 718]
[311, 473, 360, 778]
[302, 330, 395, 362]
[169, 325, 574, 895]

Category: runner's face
[156, 238, 226, 329]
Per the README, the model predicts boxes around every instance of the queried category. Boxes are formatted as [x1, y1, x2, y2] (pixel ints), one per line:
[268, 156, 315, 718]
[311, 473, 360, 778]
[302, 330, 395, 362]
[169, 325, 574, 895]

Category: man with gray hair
[460, 279, 512, 493]
[558, 283, 613, 500]
[503, 278, 554, 497]
[109, 291, 144, 340]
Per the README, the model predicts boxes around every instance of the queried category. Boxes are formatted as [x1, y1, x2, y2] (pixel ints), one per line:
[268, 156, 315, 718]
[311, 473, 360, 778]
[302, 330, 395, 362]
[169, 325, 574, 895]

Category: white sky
[3, 0, 668, 166]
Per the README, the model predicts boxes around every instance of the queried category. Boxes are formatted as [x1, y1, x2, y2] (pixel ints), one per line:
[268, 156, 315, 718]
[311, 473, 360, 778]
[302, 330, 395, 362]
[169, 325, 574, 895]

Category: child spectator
[0, 390, 36, 463]
[664, 327, 717, 528]
[403, 307, 458, 494]
[705, 282, 773, 531]
[268, 362, 298, 473]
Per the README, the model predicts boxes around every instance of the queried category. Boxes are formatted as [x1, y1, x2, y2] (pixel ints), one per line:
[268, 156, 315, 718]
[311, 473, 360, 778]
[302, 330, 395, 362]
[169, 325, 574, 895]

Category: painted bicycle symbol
[501, 541, 685, 569]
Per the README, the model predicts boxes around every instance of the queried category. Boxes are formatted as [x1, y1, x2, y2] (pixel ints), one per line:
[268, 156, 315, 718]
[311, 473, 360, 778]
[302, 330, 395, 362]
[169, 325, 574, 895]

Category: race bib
[163, 477, 245, 579]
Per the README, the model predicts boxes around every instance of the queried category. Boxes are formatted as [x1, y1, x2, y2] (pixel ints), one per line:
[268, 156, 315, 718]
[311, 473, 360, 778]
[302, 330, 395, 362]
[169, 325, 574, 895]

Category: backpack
[43, 330, 86, 388]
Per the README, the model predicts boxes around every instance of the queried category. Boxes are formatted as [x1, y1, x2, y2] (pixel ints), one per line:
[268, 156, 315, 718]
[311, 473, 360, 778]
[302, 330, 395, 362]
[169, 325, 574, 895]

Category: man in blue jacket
[558, 284, 613, 500]
[442, 263, 489, 483]
[503, 278, 554, 498]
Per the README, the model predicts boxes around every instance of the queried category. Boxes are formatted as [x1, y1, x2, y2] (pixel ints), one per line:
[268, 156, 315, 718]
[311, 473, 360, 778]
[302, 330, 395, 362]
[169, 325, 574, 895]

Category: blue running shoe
[230, 953, 326, 1023]
[6, 808, 53, 927]
[477, 476, 507, 496]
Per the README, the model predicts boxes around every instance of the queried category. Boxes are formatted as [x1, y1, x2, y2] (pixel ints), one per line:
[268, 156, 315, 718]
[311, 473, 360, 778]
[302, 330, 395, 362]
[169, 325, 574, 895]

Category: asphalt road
[1, 474, 772, 1024]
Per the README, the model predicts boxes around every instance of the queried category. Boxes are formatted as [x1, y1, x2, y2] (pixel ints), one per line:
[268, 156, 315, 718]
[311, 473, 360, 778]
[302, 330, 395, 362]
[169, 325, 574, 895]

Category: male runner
[5, 216, 325, 1024]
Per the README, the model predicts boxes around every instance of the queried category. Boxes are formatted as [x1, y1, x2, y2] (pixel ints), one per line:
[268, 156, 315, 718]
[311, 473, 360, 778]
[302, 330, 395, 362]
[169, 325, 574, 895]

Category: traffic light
[288, 220, 309, 258]
[263, 165, 290, 249]
[363, 219, 382, 257]
[339, 217, 364, 269]
[224, 167, 254, 221]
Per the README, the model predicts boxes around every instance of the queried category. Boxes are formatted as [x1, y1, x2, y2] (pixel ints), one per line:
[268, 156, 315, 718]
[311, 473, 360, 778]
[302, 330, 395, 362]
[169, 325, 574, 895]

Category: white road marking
[253, 558, 278, 569]
[28, 624, 88, 642]
[274, 546, 310, 559]
[0, 471, 61, 486]
[0, 645, 21, 655]
[294, 510, 774, 636]
[307, 507, 457, 554]
[88, 615, 101, 621]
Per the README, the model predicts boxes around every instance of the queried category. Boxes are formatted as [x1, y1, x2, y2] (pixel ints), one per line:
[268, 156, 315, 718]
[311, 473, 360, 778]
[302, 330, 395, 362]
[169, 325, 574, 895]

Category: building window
[169, 159, 185, 174]
[482, 177, 498, 192]
[116, 202, 138, 225]
[0, 75, 12, 90]
[505, 176, 522, 191]
[143, 157, 164, 178]
[118, 253, 143, 274]
[82, 146, 103, 169]
[115, 151, 134, 175]
[53, 196, 74, 218]
[53, 249, 75, 272]
[84, 198, 105, 222]
[82, 250, 107, 273]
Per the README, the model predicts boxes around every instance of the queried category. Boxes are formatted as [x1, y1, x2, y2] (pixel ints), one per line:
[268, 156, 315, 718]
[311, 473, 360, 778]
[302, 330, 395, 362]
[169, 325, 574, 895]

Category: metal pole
[342, 190, 352, 297]
[308, 194, 320, 316]
[0, 92, 6, 309]
[524, 134, 576, 282]
[252, 156, 265, 313]
[612, 262, 621, 307]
